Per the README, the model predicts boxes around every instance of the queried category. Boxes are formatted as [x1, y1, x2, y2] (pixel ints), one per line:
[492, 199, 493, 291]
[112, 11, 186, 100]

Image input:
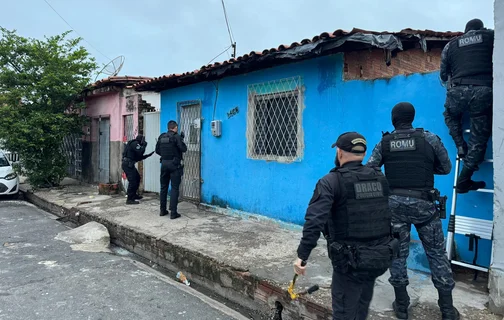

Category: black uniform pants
[160, 160, 182, 213]
[122, 160, 140, 201]
[443, 85, 493, 171]
[331, 268, 384, 320]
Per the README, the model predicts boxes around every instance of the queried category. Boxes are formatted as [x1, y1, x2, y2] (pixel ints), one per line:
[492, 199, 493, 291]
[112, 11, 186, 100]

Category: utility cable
[43, 0, 111, 62]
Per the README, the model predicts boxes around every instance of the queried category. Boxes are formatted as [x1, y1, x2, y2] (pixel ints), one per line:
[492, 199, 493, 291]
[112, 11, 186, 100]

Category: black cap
[331, 132, 367, 154]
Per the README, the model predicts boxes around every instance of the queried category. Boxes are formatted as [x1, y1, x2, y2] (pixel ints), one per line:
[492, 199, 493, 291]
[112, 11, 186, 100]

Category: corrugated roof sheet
[134, 28, 462, 92]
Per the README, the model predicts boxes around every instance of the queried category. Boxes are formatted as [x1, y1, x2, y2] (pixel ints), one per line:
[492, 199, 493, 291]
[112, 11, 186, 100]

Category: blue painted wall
[159, 53, 493, 272]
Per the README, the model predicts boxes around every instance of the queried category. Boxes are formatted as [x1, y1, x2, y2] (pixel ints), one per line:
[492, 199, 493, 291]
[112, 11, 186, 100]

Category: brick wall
[344, 48, 442, 80]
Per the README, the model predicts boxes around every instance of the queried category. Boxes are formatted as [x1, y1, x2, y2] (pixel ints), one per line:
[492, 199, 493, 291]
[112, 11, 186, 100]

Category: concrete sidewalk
[20, 179, 501, 320]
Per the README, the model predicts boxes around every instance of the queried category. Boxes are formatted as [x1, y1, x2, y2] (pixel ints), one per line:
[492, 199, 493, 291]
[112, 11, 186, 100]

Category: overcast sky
[1, 0, 495, 79]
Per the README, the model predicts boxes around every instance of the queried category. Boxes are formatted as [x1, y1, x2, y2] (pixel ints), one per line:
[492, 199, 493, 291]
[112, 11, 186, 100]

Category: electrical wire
[43, 0, 111, 62]
[212, 80, 220, 120]
[207, 45, 232, 65]
[220, 0, 235, 45]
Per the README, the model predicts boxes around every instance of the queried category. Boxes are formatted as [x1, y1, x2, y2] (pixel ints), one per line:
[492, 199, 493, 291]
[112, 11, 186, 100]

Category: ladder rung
[477, 188, 494, 194]
[454, 215, 493, 240]
[452, 186, 494, 193]
[451, 260, 488, 272]
[456, 157, 493, 163]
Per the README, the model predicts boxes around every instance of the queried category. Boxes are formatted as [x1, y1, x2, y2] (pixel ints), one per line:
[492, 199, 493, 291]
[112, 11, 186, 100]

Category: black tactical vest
[122, 140, 136, 161]
[381, 129, 435, 190]
[159, 131, 180, 161]
[448, 29, 494, 85]
[329, 166, 391, 242]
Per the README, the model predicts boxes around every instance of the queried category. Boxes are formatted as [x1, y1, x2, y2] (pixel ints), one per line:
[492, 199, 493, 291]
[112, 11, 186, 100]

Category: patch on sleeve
[458, 34, 483, 47]
[389, 139, 416, 152]
[135, 144, 141, 150]
[354, 181, 384, 199]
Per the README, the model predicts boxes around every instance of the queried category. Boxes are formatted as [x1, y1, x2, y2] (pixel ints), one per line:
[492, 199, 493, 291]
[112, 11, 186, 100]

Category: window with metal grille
[246, 77, 304, 162]
[124, 115, 135, 141]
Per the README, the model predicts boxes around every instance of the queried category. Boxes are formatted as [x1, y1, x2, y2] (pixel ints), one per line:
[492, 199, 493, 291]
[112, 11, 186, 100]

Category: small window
[246, 77, 304, 162]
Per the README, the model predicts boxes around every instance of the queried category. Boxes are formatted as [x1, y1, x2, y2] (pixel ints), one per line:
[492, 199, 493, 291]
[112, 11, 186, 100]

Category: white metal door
[143, 112, 161, 193]
[98, 118, 110, 183]
[178, 101, 201, 202]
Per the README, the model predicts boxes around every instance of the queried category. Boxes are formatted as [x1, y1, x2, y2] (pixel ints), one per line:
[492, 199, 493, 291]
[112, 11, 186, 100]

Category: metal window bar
[4, 152, 19, 163]
[61, 134, 82, 179]
[177, 101, 202, 202]
[75, 137, 82, 178]
[124, 115, 135, 142]
[246, 77, 304, 163]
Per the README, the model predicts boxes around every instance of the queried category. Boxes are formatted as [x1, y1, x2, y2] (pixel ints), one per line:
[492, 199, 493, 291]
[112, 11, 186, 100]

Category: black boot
[134, 194, 143, 200]
[438, 291, 460, 320]
[170, 211, 181, 220]
[160, 209, 169, 216]
[392, 286, 410, 319]
[126, 199, 140, 205]
[456, 166, 486, 193]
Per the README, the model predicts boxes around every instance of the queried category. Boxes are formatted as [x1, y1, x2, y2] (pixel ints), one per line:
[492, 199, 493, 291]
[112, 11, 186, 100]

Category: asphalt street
[0, 200, 248, 320]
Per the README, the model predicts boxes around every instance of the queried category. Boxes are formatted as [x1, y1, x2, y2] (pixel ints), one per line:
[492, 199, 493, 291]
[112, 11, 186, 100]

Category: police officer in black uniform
[156, 120, 187, 219]
[367, 102, 458, 320]
[440, 18, 494, 193]
[122, 134, 154, 205]
[294, 132, 398, 320]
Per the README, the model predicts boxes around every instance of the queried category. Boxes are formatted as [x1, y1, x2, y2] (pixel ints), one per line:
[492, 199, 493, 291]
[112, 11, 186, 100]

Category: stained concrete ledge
[19, 180, 502, 320]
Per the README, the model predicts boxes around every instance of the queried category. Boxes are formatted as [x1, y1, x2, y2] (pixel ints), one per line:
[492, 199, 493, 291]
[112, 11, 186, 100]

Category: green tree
[0, 28, 97, 188]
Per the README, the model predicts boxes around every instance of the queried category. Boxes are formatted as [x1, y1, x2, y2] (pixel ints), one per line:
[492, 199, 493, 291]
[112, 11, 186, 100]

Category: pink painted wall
[83, 91, 139, 142]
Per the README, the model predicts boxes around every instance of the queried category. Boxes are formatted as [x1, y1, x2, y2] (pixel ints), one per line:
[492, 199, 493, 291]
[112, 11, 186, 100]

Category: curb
[21, 189, 333, 320]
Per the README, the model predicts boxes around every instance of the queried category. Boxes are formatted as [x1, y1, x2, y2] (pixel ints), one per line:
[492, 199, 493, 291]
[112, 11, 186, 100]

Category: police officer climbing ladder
[294, 132, 398, 320]
[367, 102, 459, 320]
[156, 120, 187, 219]
[440, 18, 494, 193]
[122, 134, 154, 205]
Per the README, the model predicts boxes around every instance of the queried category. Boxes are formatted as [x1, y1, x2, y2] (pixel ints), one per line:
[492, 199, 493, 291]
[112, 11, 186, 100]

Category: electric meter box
[211, 120, 222, 137]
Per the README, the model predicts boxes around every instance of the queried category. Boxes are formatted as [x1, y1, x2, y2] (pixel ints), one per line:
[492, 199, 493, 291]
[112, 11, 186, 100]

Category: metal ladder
[445, 129, 494, 277]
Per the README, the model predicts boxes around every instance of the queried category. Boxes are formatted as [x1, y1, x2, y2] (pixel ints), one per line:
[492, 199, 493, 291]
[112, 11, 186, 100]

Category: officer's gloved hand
[142, 151, 155, 160]
[180, 132, 185, 140]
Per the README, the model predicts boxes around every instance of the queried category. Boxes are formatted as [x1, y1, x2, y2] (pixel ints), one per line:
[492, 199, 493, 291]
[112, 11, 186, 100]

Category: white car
[0, 152, 19, 196]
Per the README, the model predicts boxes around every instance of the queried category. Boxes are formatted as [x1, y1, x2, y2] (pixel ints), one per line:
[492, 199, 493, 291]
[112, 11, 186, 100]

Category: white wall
[141, 91, 161, 111]
[490, 0, 504, 314]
